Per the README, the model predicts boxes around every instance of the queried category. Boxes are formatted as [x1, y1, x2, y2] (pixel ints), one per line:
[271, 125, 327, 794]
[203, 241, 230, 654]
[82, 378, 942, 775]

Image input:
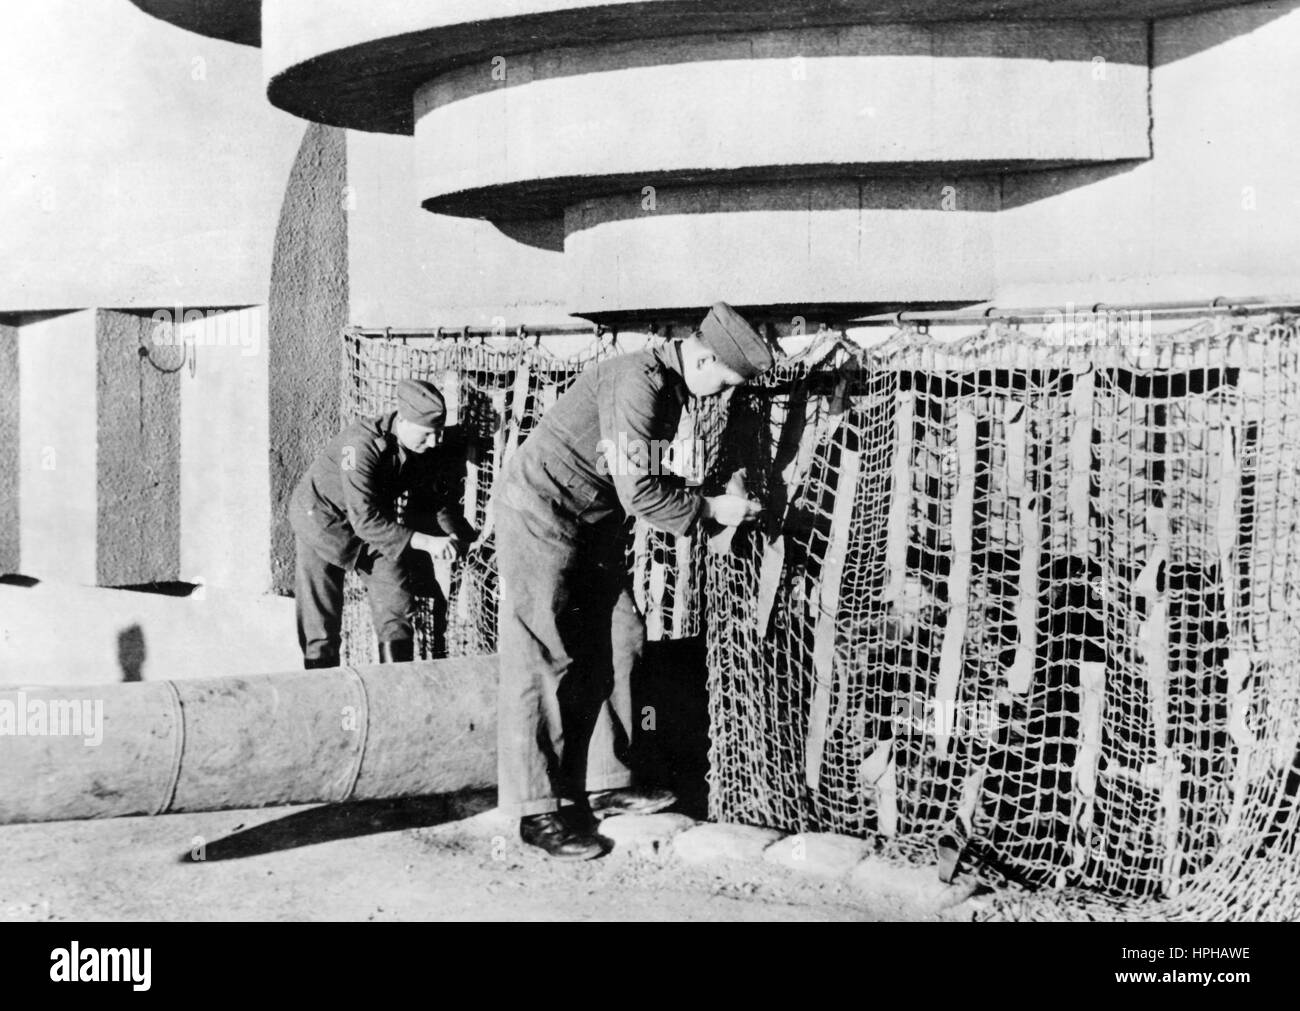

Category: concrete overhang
[132, 0, 1250, 134]
[414, 21, 1150, 221]
[130, 0, 260, 47]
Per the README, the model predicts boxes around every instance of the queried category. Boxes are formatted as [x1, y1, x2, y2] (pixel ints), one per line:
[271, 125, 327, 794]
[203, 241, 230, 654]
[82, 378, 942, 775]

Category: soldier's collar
[650, 341, 688, 404]
[375, 410, 401, 454]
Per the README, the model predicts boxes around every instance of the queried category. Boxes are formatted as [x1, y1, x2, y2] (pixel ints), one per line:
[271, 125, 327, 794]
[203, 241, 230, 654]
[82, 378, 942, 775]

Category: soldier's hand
[704, 494, 762, 527]
[411, 532, 460, 560]
[430, 537, 460, 561]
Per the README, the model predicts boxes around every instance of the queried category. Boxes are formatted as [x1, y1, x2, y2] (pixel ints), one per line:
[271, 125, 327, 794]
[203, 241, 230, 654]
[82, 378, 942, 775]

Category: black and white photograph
[0, 0, 1294, 972]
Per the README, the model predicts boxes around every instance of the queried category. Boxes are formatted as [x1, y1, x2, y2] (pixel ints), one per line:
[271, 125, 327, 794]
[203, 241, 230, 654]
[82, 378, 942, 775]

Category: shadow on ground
[179, 789, 498, 863]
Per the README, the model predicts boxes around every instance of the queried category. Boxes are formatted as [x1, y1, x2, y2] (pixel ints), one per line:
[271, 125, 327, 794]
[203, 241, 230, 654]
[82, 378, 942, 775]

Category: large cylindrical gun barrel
[0, 657, 498, 824]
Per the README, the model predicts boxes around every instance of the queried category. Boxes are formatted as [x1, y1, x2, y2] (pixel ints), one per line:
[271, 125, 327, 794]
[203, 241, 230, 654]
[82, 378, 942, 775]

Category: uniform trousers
[295, 536, 443, 666]
[494, 500, 644, 817]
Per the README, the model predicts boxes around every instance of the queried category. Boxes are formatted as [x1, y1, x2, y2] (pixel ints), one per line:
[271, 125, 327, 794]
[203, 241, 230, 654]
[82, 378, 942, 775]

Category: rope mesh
[340, 314, 1300, 920]
[703, 316, 1300, 921]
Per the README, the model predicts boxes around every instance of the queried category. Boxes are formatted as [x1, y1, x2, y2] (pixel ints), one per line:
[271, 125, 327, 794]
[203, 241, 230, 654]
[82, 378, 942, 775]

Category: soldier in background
[290, 379, 475, 668]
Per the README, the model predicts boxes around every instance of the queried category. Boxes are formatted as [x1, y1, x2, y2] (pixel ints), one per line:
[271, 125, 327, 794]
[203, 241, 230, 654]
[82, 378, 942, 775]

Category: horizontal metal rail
[853, 296, 1300, 327]
[347, 322, 603, 339]
[348, 296, 1300, 340]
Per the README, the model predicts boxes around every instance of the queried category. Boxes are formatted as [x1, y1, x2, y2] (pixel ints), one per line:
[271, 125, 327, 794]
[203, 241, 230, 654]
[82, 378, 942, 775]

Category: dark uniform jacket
[499, 342, 705, 537]
[291, 411, 468, 570]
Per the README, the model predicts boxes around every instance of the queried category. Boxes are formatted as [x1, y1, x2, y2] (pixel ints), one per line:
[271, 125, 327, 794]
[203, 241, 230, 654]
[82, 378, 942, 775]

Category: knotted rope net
[704, 314, 1300, 921]
[341, 313, 1300, 920]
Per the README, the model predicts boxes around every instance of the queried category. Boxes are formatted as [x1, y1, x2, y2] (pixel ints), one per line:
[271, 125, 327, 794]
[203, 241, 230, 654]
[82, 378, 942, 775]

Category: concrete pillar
[179, 307, 272, 594]
[14, 308, 268, 591]
[18, 311, 98, 585]
[96, 309, 182, 586]
[0, 322, 18, 574]
[268, 122, 349, 595]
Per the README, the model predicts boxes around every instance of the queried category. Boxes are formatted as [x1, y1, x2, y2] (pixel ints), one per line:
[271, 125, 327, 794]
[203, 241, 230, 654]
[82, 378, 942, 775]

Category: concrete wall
[12, 308, 272, 591]
[0, 0, 304, 312]
[566, 177, 999, 318]
[268, 123, 349, 594]
[179, 307, 272, 594]
[400, 19, 1150, 319]
[343, 2, 1300, 321]
[95, 311, 182, 586]
[17, 312, 97, 585]
[996, 1, 1300, 305]
[0, 582, 298, 687]
[346, 132, 571, 327]
[0, 324, 18, 574]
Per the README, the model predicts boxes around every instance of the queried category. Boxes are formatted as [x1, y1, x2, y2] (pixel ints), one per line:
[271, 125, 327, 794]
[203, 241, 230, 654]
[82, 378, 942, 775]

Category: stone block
[763, 832, 873, 878]
[672, 823, 784, 865]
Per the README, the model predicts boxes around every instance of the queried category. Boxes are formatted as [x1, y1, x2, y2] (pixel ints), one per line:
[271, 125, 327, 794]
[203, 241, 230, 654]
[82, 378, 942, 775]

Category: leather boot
[519, 812, 606, 860]
[588, 787, 677, 819]
[377, 639, 414, 663]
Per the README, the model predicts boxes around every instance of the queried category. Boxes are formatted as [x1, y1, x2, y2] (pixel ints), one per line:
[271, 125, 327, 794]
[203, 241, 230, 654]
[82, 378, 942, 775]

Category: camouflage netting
[704, 314, 1300, 922]
[342, 314, 1300, 921]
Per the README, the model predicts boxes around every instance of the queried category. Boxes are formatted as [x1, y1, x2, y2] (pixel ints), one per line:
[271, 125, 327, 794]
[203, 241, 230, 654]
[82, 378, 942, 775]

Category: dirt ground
[0, 792, 978, 922]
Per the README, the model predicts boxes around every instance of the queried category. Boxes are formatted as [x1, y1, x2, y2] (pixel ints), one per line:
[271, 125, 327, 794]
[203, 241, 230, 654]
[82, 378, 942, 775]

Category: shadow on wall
[1154, 0, 1297, 65]
[117, 623, 146, 683]
[1000, 159, 1146, 212]
[491, 216, 566, 252]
